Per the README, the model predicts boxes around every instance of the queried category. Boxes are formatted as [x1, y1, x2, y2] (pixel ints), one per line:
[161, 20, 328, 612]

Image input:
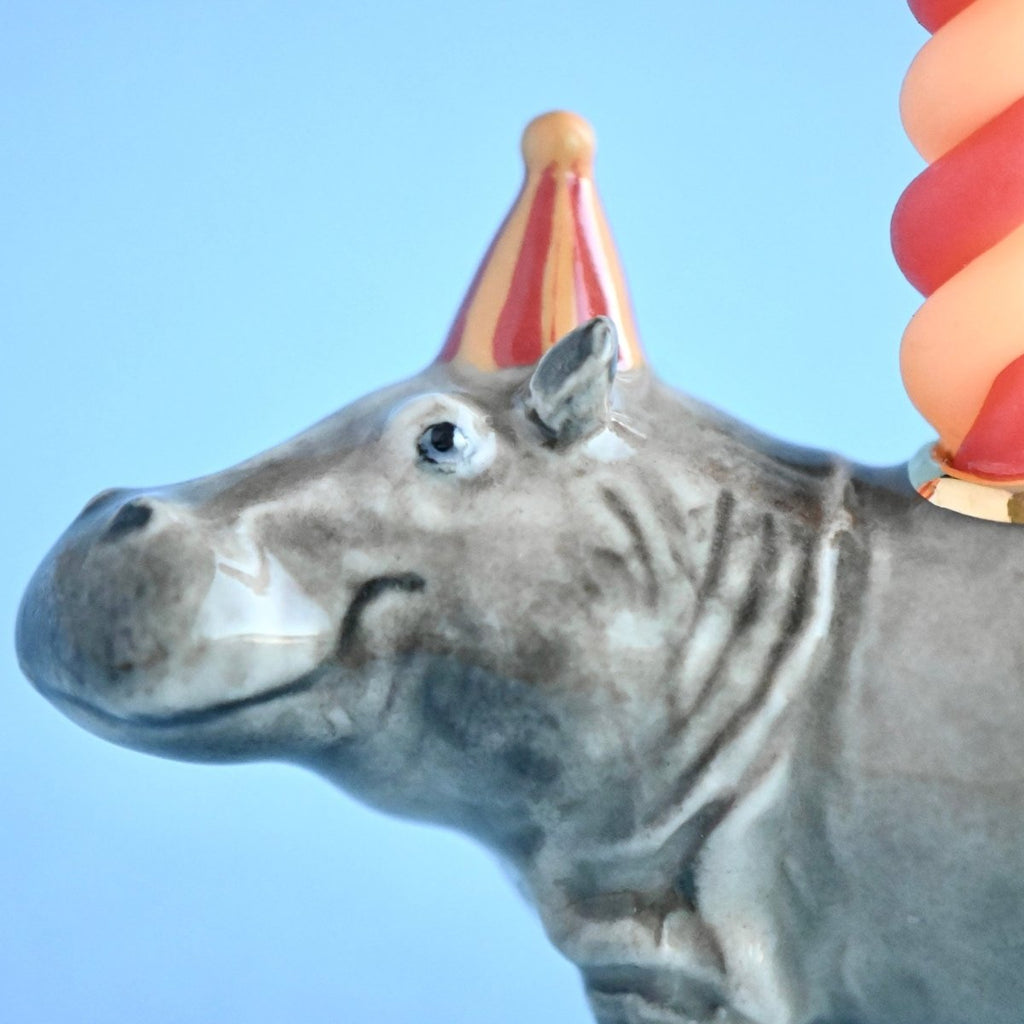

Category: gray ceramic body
[17, 326, 1024, 1024]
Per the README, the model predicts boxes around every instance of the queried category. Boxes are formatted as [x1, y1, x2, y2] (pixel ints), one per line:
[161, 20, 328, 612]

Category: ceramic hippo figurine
[17, 112, 1024, 1024]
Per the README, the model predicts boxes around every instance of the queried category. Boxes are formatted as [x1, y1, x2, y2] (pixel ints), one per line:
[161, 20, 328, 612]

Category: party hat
[438, 111, 643, 372]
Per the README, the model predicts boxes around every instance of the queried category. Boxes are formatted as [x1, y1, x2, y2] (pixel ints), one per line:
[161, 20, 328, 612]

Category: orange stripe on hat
[438, 111, 643, 371]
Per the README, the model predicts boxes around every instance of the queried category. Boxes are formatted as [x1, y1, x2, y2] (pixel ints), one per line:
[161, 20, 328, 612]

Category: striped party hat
[438, 111, 643, 372]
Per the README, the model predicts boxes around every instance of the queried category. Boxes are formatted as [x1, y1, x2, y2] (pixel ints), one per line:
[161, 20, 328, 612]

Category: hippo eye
[394, 395, 496, 477]
[417, 421, 470, 469]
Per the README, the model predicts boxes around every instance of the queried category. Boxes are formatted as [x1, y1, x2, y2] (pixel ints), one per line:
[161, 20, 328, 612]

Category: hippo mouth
[34, 671, 324, 730]
[30, 572, 428, 732]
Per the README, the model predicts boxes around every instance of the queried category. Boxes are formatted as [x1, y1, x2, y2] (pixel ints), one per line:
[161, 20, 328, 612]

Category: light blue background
[2, 3, 929, 1022]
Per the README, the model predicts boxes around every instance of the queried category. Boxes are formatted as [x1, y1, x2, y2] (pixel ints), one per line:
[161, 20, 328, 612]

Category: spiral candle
[895, 0, 1024, 480]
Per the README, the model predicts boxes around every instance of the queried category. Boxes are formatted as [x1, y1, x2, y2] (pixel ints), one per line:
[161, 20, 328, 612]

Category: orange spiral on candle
[894, 0, 1024, 481]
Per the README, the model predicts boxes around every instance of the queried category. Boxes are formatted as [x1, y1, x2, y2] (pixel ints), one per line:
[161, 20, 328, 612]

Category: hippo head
[17, 317, 679, 859]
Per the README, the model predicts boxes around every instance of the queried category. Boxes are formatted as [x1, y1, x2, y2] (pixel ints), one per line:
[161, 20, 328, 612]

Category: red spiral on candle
[894, 0, 1024, 480]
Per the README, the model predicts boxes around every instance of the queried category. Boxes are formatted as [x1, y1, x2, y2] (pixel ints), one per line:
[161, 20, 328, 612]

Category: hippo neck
[530, 403, 873, 1016]
[607, 392, 866, 845]
[675, 460, 854, 811]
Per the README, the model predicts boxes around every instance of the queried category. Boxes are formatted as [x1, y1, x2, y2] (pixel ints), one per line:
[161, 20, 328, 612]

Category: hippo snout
[18, 490, 156, 694]
[16, 552, 64, 700]
[19, 490, 338, 737]
[18, 493, 217, 713]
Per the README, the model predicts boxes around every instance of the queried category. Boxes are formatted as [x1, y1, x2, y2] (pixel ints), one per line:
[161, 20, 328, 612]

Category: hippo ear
[527, 317, 618, 444]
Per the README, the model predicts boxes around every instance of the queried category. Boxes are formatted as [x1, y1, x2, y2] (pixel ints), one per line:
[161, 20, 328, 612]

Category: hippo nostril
[103, 500, 153, 541]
